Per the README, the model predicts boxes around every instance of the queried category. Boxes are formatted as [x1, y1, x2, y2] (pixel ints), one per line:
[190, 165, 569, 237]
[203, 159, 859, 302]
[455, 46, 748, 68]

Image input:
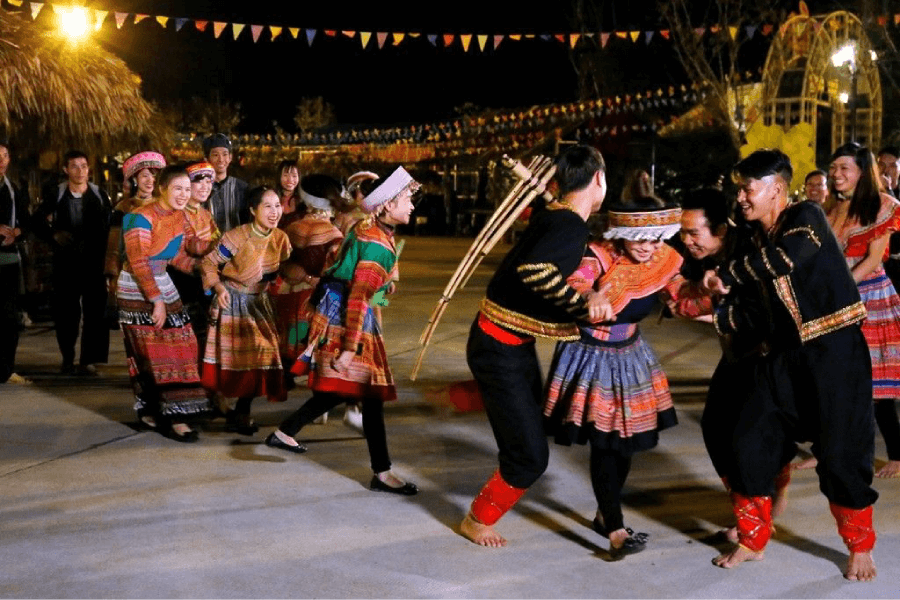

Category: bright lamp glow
[839, 92, 850, 104]
[871, 50, 878, 61]
[58, 7, 90, 41]
[832, 42, 856, 68]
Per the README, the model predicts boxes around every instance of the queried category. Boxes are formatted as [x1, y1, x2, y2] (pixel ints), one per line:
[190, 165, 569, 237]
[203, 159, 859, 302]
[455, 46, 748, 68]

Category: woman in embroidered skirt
[827, 142, 900, 478]
[117, 165, 208, 442]
[201, 187, 291, 435]
[265, 167, 419, 496]
[543, 196, 684, 558]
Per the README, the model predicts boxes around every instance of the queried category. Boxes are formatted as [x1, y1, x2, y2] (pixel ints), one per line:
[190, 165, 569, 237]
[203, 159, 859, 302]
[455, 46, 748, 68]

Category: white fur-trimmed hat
[361, 166, 420, 213]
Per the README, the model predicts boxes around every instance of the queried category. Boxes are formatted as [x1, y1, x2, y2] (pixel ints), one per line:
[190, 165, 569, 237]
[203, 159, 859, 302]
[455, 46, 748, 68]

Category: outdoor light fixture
[831, 42, 856, 69]
[57, 6, 90, 42]
[831, 41, 859, 142]
[839, 92, 850, 104]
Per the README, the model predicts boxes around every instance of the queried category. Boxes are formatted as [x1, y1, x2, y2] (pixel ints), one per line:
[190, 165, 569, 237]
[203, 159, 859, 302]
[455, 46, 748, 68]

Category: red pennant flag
[761, 24, 774, 35]
[877, 16, 887, 27]
[895, 14, 900, 25]
[443, 34, 455, 47]
[554, 34, 565, 43]
[659, 29, 670, 39]
[324, 30, 336, 37]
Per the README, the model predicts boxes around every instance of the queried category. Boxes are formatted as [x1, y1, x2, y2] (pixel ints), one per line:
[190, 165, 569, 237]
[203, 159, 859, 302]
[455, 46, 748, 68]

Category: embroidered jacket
[715, 201, 866, 346]
[202, 222, 291, 295]
[481, 205, 590, 340]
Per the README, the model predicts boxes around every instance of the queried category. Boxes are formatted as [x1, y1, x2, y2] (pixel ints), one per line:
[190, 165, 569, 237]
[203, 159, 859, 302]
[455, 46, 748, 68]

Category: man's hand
[331, 350, 355, 375]
[702, 269, 730, 295]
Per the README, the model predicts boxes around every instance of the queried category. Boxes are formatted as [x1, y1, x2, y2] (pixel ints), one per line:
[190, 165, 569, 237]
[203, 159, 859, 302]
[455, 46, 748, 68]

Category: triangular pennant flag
[156, 16, 168, 28]
[601, 32, 610, 47]
[376, 32, 388, 48]
[93, 10, 107, 30]
[761, 24, 773, 36]
[392, 32, 405, 45]
[213, 22, 227, 38]
[427, 34, 437, 45]
[478, 34, 488, 51]
[493, 34, 503, 49]
[443, 34, 455, 47]
[174, 18, 187, 32]
[644, 31, 654, 44]
[629, 31, 640, 42]
[878, 15, 887, 27]
[288, 27, 299, 38]
[29, 3, 43, 20]
[710, 25, 720, 34]
[195, 20, 208, 32]
[745, 25, 757, 38]
[554, 34, 565, 43]
[539, 34, 551, 41]
[895, 14, 900, 25]
[615, 31, 627, 39]
[270, 26, 283, 40]
[408, 32, 420, 38]
[342, 30, 355, 38]
[693, 27, 705, 37]
[570, 33, 580, 48]
[729, 25, 738, 40]
[250, 24, 263, 42]
[7, 0, 22, 6]
[509, 34, 522, 41]
[461, 34, 473, 51]
[525, 34, 535, 39]
[360, 31, 372, 48]
[232, 23, 245, 39]
[659, 29, 670, 40]
[134, 14, 149, 24]
[305, 29, 316, 45]
[324, 30, 336, 37]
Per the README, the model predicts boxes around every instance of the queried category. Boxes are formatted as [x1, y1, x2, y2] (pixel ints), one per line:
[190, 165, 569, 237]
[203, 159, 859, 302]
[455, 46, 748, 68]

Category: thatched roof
[0, 10, 170, 156]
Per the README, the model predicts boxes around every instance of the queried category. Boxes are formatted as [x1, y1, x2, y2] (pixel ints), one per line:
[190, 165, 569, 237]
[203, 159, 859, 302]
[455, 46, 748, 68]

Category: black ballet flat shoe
[167, 427, 199, 444]
[369, 476, 418, 496]
[607, 531, 649, 561]
[225, 411, 259, 436]
[265, 432, 307, 454]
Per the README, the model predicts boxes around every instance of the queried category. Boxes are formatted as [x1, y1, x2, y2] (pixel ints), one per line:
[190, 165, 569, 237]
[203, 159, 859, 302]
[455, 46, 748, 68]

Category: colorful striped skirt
[292, 280, 396, 402]
[858, 268, 900, 400]
[543, 327, 677, 455]
[201, 284, 284, 401]
[268, 277, 316, 368]
[117, 270, 209, 418]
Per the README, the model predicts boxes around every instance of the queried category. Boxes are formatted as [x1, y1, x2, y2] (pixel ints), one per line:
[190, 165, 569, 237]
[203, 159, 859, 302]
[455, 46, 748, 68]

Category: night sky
[34, 0, 865, 132]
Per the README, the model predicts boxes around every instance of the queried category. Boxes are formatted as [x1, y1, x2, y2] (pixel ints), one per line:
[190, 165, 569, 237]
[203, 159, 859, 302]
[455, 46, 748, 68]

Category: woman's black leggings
[589, 445, 632, 534]
[875, 399, 900, 461]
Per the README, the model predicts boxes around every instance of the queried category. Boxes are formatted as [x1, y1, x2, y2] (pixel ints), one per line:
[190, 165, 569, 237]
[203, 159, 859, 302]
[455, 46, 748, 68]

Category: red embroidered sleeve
[123, 219, 162, 303]
[662, 275, 714, 318]
[343, 258, 389, 352]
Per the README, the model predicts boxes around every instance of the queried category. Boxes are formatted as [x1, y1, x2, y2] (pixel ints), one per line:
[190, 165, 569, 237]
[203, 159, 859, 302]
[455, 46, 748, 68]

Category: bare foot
[460, 513, 507, 547]
[845, 551, 876, 581]
[793, 456, 818, 470]
[712, 544, 764, 569]
[875, 460, 900, 478]
[719, 526, 738, 544]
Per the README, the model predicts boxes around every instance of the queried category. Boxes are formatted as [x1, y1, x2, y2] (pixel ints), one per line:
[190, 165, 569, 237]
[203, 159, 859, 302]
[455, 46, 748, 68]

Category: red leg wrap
[774, 464, 791, 494]
[830, 504, 876, 553]
[469, 470, 527, 526]
[731, 492, 772, 552]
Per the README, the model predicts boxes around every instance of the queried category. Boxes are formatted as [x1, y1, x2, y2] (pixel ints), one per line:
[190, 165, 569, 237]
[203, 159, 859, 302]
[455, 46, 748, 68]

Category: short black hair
[63, 149, 88, 167]
[680, 187, 732, 231]
[878, 145, 900, 159]
[553, 144, 606, 197]
[156, 164, 189, 191]
[246, 185, 275, 210]
[732, 149, 793, 186]
[804, 169, 827, 183]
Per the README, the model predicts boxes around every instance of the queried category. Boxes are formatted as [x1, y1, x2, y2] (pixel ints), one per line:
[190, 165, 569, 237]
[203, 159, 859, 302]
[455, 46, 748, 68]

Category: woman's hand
[585, 284, 614, 323]
[331, 350, 355, 375]
[215, 284, 230, 309]
[151, 300, 166, 329]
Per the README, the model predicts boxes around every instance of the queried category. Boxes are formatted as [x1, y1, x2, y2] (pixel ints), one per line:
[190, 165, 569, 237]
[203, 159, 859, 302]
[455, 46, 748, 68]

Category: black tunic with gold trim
[467, 204, 590, 489]
[708, 201, 877, 508]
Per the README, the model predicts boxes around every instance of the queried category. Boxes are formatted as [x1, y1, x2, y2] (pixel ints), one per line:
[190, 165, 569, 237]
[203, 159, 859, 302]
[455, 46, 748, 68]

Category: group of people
[458, 141, 899, 583]
[2, 134, 897, 581]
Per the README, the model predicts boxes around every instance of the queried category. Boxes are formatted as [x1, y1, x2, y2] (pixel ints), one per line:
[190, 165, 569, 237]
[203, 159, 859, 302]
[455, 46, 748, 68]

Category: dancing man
[460, 144, 608, 547]
[704, 149, 878, 581]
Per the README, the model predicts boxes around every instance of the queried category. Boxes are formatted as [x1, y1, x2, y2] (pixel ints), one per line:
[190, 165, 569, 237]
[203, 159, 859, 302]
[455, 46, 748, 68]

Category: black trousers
[589, 446, 632, 533]
[466, 320, 548, 489]
[0, 261, 21, 382]
[724, 326, 878, 509]
[279, 391, 392, 474]
[52, 263, 109, 366]
[874, 399, 900, 460]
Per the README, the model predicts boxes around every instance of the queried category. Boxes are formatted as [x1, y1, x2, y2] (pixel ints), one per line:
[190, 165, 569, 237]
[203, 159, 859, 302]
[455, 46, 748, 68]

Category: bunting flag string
[11, 2, 900, 53]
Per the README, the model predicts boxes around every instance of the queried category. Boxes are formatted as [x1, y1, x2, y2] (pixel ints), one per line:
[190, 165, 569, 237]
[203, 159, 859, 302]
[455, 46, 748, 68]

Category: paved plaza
[1, 237, 898, 599]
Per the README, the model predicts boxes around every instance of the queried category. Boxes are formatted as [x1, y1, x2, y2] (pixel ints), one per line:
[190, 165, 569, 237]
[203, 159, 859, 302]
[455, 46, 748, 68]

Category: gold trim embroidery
[744, 255, 761, 282]
[761, 248, 778, 277]
[480, 298, 580, 340]
[773, 275, 802, 330]
[783, 226, 821, 248]
[729, 261, 744, 286]
[800, 301, 867, 343]
[535, 275, 562, 291]
[727, 305, 737, 331]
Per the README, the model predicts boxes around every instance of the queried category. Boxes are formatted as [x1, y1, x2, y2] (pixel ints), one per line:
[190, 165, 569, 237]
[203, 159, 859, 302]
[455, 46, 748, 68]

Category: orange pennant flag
[7, 0, 22, 6]
[461, 34, 473, 51]
[195, 20, 208, 32]
[360, 31, 371, 48]
[443, 34, 455, 47]
[213, 22, 227, 38]
[156, 16, 168, 28]
[392, 32, 405, 45]
[477, 34, 488, 51]
[570, 33, 580, 48]
[324, 30, 336, 37]
[729, 26, 738, 40]
[508, 34, 521, 41]
[615, 31, 627, 39]
[134, 14, 149, 24]
[232, 23, 245, 39]
[895, 14, 900, 25]
[554, 33, 565, 43]
[659, 29, 670, 39]
[761, 24, 774, 35]
[629, 31, 639, 42]
[342, 30, 355, 38]
[270, 26, 282, 40]
[288, 27, 299, 38]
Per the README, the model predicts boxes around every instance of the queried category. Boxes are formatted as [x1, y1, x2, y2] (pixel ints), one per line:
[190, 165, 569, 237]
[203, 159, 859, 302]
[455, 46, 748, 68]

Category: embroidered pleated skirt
[117, 270, 210, 418]
[543, 326, 677, 455]
[858, 268, 900, 400]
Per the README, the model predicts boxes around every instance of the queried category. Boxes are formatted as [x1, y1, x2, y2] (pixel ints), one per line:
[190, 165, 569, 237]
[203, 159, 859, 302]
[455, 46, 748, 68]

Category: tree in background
[294, 97, 336, 132]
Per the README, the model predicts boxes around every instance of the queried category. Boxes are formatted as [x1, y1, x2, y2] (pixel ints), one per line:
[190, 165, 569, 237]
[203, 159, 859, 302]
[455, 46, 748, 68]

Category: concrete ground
[1, 237, 898, 599]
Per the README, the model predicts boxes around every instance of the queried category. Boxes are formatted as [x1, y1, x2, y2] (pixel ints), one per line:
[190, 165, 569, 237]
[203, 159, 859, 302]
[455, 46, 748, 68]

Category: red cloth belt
[477, 312, 533, 346]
